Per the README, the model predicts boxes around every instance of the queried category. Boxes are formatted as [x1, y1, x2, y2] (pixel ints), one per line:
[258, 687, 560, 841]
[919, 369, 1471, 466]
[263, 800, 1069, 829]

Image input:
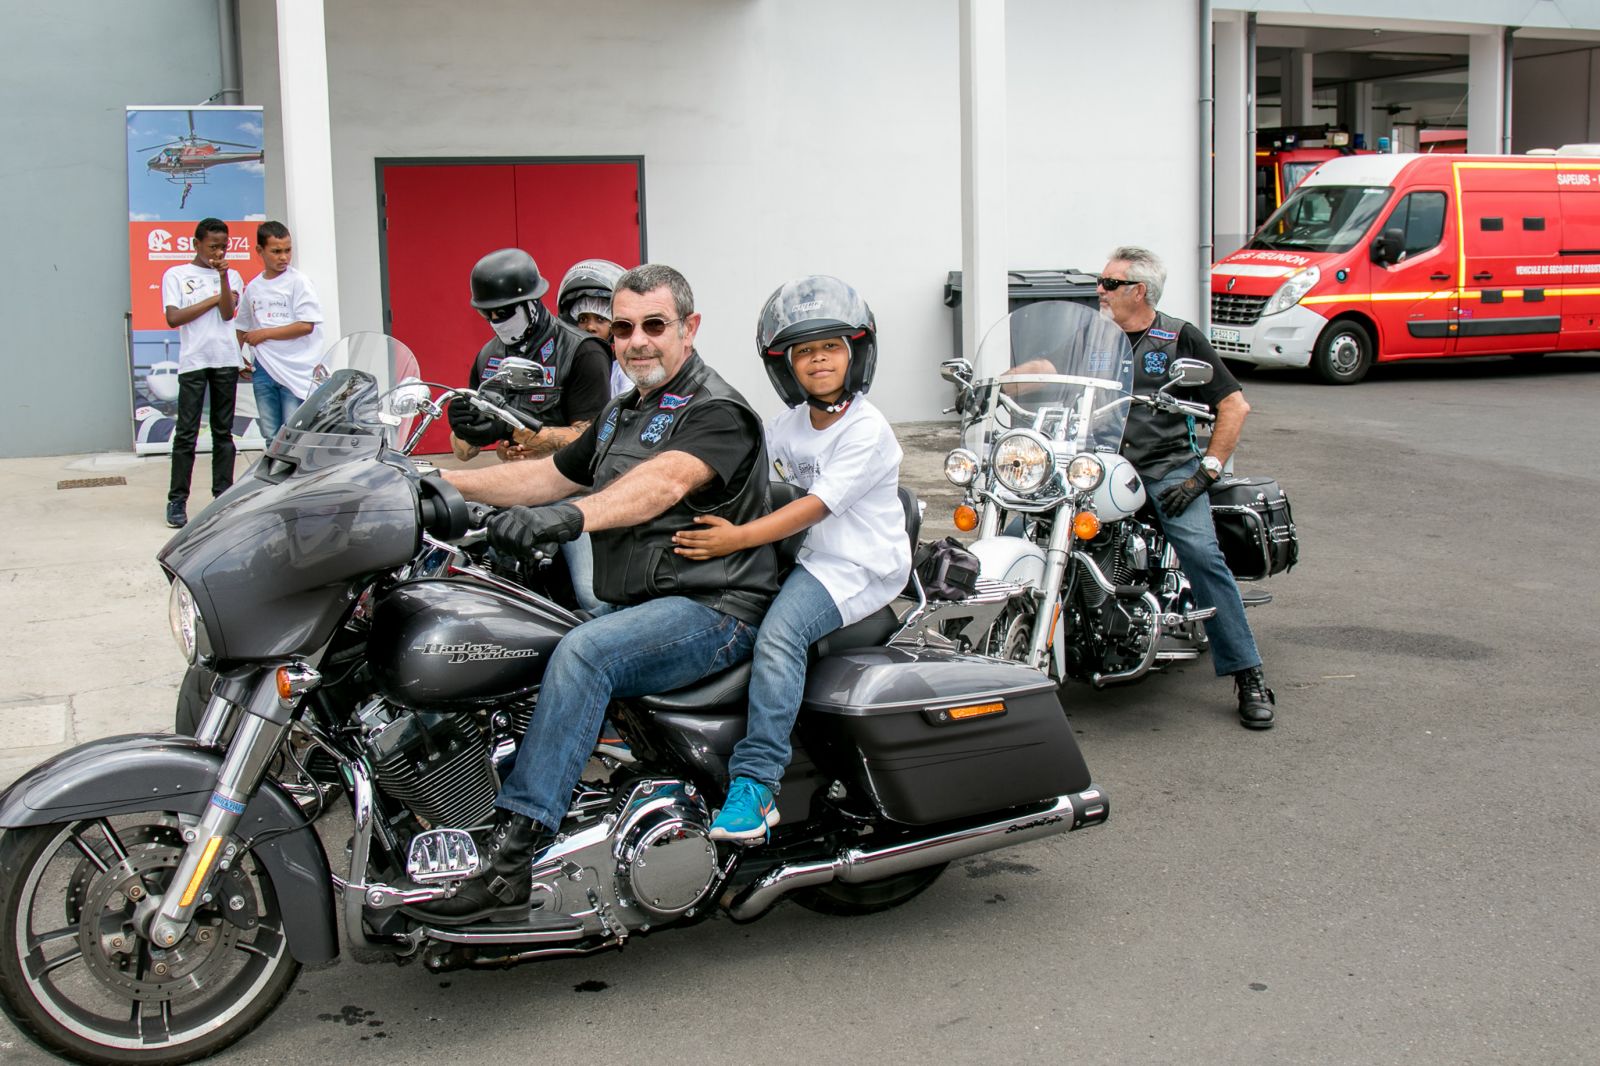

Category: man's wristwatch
[1200, 455, 1223, 480]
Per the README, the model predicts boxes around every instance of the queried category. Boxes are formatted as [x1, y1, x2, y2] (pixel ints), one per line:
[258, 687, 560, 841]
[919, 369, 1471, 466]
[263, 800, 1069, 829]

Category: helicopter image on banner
[138, 110, 264, 209]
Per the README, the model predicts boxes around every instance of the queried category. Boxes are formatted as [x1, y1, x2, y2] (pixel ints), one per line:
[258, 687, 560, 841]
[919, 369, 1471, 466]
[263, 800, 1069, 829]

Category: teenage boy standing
[162, 217, 243, 529]
[236, 221, 325, 440]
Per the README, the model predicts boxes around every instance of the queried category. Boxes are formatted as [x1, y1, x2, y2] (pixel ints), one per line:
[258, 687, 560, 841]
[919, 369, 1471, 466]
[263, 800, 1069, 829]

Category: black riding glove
[488, 504, 585, 559]
[448, 395, 507, 447]
[1157, 467, 1217, 517]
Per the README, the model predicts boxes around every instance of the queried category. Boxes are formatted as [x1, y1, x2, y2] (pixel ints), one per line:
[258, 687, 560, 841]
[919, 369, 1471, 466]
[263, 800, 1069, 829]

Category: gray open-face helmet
[557, 258, 626, 323]
[756, 275, 878, 410]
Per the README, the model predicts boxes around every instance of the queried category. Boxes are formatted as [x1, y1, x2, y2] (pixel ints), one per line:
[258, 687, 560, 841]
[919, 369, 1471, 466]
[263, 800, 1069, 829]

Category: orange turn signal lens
[954, 505, 979, 532]
[947, 701, 1005, 720]
[275, 668, 294, 701]
[1072, 511, 1102, 540]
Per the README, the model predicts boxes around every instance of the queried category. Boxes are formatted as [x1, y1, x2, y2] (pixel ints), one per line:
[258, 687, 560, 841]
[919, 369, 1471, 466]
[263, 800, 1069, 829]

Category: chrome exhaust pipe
[725, 785, 1108, 921]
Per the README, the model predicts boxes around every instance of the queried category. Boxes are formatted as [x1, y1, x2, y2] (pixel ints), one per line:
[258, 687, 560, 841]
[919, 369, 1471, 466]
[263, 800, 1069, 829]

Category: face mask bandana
[490, 305, 531, 346]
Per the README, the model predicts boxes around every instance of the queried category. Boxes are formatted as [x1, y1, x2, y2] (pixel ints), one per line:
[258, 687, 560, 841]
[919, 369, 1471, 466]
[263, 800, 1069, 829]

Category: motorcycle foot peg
[1180, 607, 1217, 623]
[407, 829, 483, 885]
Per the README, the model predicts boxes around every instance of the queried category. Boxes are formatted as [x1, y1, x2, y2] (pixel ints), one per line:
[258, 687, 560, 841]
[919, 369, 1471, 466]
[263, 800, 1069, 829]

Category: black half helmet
[557, 259, 626, 320]
[756, 275, 878, 409]
[469, 248, 550, 309]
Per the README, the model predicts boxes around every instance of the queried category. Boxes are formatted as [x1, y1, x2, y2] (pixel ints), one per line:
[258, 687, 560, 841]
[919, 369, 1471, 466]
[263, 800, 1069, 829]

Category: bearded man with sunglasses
[447, 248, 612, 463]
[424, 264, 778, 923]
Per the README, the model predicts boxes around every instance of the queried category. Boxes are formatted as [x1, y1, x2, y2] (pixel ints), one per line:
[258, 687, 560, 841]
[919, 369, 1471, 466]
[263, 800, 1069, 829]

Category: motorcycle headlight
[1262, 265, 1321, 317]
[992, 431, 1054, 495]
[168, 580, 201, 664]
[944, 448, 980, 488]
[1066, 454, 1105, 491]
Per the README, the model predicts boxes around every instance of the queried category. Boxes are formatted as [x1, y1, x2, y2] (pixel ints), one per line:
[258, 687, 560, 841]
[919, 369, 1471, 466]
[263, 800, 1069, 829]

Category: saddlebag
[1208, 475, 1299, 581]
[798, 647, 1091, 825]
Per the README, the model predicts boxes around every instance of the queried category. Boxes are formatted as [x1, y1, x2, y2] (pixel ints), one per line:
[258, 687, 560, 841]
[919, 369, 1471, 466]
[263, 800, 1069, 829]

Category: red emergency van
[1209, 150, 1600, 383]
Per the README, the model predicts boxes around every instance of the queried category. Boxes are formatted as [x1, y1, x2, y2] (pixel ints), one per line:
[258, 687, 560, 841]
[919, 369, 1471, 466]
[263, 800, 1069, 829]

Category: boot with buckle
[407, 809, 550, 925]
[1235, 666, 1276, 730]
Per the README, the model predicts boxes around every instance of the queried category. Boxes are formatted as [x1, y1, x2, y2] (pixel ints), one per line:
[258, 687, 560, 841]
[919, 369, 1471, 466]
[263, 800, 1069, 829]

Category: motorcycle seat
[634, 605, 900, 715]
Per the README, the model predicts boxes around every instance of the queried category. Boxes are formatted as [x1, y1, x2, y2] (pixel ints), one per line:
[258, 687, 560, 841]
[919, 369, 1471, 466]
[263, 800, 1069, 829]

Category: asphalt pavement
[2, 352, 1598, 1064]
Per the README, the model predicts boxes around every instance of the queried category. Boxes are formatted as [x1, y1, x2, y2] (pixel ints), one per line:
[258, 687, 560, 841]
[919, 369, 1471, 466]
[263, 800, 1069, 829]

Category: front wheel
[0, 814, 299, 1065]
[1312, 320, 1374, 385]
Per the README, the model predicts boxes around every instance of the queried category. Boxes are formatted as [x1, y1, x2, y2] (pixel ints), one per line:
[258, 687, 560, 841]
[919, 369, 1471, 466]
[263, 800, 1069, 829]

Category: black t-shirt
[553, 367, 761, 502]
[1120, 320, 1242, 479]
[468, 336, 612, 427]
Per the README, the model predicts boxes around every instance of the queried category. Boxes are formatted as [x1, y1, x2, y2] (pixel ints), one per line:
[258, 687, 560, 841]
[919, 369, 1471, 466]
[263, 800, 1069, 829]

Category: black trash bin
[943, 269, 1101, 360]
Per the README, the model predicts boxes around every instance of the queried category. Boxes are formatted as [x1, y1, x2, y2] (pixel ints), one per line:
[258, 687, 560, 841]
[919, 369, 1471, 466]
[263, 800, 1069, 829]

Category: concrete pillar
[1468, 30, 1508, 155]
[275, 0, 340, 344]
[958, 0, 1007, 366]
[1214, 15, 1251, 257]
[1338, 81, 1376, 149]
[1283, 49, 1315, 126]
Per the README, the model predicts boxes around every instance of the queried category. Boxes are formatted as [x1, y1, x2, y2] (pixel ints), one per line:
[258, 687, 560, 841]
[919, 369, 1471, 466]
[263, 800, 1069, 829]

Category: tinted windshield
[1251, 185, 1392, 253]
[969, 301, 1136, 455]
[270, 333, 421, 465]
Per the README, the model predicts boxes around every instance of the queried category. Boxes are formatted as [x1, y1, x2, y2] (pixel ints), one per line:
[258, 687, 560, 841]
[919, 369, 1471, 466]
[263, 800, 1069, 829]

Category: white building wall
[241, 0, 1202, 423]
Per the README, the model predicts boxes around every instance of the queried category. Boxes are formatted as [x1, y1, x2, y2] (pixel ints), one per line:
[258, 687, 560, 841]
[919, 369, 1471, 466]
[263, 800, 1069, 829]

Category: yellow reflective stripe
[1453, 164, 1467, 287]
[1295, 285, 1595, 306]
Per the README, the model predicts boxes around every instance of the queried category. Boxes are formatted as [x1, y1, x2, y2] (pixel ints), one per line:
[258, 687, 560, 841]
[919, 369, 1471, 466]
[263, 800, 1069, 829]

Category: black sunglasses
[610, 316, 682, 341]
[1097, 277, 1141, 291]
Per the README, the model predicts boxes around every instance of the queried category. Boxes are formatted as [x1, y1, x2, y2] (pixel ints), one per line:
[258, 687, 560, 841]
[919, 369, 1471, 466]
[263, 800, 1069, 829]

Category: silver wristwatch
[1200, 455, 1223, 479]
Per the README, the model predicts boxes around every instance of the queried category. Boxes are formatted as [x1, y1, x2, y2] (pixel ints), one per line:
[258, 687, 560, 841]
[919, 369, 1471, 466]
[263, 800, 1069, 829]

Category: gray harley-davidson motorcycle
[0, 334, 1107, 1065]
[922, 302, 1299, 686]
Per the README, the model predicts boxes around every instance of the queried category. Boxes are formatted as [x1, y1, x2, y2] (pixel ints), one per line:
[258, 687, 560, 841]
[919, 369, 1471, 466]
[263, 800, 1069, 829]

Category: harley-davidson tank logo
[419, 642, 539, 664]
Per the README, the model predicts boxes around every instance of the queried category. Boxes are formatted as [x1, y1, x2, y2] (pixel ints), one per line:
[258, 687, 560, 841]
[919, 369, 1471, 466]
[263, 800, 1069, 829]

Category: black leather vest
[586, 352, 777, 625]
[1122, 310, 1199, 478]
[471, 314, 596, 427]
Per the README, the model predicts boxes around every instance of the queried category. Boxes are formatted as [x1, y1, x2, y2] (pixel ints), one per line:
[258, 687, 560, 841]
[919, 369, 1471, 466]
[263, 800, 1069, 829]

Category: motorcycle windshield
[268, 333, 422, 465]
[971, 301, 1137, 454]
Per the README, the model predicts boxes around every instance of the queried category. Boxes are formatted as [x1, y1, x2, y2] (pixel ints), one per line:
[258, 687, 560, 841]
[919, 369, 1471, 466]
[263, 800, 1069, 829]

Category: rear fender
[0, 733, 337, 964]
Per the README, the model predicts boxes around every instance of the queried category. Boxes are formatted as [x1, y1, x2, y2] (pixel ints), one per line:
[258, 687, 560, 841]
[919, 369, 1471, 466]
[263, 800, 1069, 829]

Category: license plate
[1209, 326, 1241, 344]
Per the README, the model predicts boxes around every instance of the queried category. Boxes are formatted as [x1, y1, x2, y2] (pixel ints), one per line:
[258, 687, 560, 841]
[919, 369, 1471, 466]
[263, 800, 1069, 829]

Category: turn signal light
[947, 701, 1005, 720]
[1072, 511, 1102, 540]
[954, 505, 979, 532]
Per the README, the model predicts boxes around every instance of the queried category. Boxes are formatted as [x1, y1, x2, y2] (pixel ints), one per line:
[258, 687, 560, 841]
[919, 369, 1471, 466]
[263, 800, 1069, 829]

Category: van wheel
[1313, 321, 1374, 385]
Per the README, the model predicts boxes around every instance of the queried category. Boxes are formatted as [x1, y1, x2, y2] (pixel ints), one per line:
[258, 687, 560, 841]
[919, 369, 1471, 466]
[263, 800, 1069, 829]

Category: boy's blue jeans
[250, 364, 304, 442]
[1143, 457, 1262, 677]
[727, 567, 842, 792]
[494, 596, 756, 831]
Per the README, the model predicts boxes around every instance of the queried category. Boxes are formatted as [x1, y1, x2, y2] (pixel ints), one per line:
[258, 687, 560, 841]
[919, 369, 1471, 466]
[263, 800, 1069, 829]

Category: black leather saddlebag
[1208, 475, 1299, 581]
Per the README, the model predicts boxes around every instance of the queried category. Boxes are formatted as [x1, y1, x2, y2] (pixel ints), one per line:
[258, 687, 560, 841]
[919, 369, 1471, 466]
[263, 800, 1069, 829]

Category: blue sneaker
[709, 777, 779, 843]
[165, 500, 188, 529]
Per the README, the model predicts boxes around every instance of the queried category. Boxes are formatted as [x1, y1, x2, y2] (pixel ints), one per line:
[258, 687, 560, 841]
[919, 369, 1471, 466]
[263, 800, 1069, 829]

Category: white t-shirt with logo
[161, 263, 244, 373]
[765, 397, 912, 626]
[235, 267, 326, 399]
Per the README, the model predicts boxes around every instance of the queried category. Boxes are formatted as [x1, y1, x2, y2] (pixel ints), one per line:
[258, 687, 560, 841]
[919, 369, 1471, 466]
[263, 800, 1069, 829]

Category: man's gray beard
[623, 359, 667, 389]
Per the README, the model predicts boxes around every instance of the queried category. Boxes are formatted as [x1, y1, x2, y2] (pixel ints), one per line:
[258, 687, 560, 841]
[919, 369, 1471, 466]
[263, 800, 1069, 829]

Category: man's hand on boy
[672, 515, 744, 560]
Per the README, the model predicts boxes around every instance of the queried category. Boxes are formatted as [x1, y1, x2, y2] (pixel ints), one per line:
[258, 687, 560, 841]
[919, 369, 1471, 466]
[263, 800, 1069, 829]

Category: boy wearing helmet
[557, 258, 632, 399]
[673, 276, 912, 842]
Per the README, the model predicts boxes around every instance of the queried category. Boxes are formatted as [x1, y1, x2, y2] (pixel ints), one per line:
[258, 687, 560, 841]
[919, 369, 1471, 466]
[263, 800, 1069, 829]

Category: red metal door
[381, 160, 642, 455]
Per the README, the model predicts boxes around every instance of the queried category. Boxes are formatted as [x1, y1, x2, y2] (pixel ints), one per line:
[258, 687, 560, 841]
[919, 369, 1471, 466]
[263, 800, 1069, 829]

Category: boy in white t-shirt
[162, 217, 243, 529]
[673, 276, 911, 842]
[236, 221, 325, 441]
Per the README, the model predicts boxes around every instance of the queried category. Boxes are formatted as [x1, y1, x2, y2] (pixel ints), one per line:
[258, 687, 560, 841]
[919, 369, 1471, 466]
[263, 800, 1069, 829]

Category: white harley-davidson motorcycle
[922, 302, 1297, 687]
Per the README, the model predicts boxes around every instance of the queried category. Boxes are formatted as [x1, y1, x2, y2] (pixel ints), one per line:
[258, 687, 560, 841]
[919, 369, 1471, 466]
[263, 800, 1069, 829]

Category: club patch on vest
[1143, 351, 1169, 376]
[1149, 328, 1178, 341]
[640, 412, 674, 445]
[658, 392, 694, 410]
[597, 409, 619, 444]
[485, 356, 502, 376]
[540, 338, 556, 361]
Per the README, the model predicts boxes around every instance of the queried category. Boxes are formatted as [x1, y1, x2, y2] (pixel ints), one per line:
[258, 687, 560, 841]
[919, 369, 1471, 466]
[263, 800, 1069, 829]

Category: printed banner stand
[126, 105, 266, 455]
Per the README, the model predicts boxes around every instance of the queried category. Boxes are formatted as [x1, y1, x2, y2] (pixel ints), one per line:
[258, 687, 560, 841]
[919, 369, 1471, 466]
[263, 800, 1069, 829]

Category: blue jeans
[561, 533, 603, 614]
[496, 596, 756, 830]
[728, 567, 843, 792]
[1144, 458, 1262, 676]
[251, 363, 303, 442]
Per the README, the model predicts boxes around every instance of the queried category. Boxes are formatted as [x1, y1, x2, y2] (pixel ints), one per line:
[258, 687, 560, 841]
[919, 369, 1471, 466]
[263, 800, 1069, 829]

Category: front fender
[968, 535, 1046, 587]
[0, 733, 337, 965]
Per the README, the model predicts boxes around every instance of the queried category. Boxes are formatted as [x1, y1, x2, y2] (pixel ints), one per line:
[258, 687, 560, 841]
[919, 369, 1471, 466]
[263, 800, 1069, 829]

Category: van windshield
[1251, 185, 1393, 253]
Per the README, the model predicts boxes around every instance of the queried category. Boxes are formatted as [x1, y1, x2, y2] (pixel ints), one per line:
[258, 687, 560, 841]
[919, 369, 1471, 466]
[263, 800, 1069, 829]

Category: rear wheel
[792, 864, 948, 917]
[0, 814, 299, 1065]
[1312, 320, 1374, 385]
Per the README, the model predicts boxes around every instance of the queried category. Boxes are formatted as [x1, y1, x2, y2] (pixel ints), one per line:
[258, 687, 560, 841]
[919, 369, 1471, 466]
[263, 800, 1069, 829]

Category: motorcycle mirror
[940, 358, 975, 386]
[1370, 227, 1404, 265]
[1168, 358, 1213, 388]
[388, 378, 431, 417]
[490, 356, 555, 392]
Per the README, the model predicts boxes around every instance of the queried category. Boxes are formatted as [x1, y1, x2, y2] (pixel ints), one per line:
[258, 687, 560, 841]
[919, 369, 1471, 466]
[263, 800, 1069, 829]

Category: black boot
[1235, 667, 1276, 729]
[407, 810, 550, 926]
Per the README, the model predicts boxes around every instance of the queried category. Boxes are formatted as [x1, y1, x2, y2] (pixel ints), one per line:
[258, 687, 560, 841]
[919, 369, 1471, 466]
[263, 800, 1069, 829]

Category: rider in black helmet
[447, 248, 612, 463]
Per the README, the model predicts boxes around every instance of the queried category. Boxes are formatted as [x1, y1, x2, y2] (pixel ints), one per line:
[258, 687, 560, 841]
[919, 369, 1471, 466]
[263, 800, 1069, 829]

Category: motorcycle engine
[358, 699, 500, 829]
